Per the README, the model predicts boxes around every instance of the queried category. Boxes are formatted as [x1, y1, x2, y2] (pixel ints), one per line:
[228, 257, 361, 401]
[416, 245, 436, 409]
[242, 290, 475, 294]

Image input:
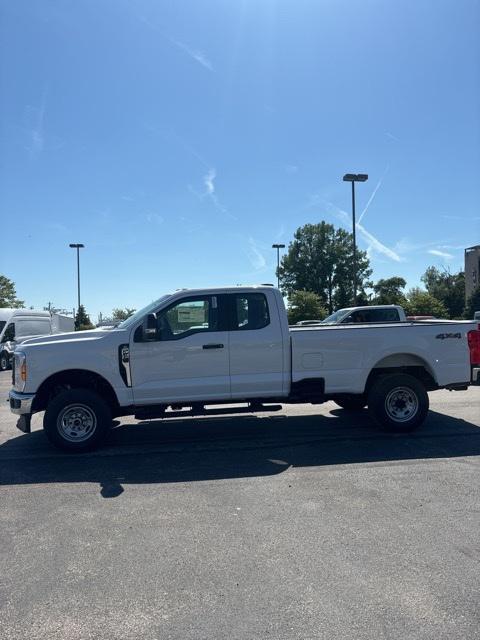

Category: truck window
[1, 323, 15, 342]
[232, 293, 270, 331]
[0, 321, 6, 333]
[156, 296, 219, 340]
[369, 309, 399, 322]
[344, 309, 399, 323]
[344, 310, 368, 323]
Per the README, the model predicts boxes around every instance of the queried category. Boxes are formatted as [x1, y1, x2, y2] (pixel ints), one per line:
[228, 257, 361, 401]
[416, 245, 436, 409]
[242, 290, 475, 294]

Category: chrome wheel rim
[57, 404, 97, 442]
[0, 356, 7, 370]
[384, 387, 418, 422]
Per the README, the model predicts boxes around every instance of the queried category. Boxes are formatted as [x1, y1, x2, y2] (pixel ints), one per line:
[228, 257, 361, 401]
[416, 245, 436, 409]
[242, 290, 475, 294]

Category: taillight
[467, 328, 480, 365]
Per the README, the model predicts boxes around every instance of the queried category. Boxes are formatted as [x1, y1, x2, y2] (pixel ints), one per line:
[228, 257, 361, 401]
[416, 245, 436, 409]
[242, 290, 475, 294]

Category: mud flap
[16, 414, 31, 433]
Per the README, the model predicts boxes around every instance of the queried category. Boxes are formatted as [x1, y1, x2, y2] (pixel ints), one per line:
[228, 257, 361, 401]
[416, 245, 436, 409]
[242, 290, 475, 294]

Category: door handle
[202, 343, 224, 349]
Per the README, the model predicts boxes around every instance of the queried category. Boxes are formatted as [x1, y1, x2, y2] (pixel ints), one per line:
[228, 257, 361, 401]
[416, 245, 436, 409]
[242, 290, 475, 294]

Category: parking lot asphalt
[1, 370, 479, 640]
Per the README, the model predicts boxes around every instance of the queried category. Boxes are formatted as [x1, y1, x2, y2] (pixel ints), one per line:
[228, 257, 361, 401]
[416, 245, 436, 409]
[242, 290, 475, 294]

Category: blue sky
[1, 0, 479, 320]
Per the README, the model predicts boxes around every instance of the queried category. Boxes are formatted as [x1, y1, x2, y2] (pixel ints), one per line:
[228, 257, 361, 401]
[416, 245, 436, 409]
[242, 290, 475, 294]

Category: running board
[135, 403, 283, 421]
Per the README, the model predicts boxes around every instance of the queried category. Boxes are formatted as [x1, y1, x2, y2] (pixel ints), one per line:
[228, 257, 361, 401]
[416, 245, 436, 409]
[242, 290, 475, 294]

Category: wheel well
[365, 362, 437, 393]
[32, 369, 120, 414]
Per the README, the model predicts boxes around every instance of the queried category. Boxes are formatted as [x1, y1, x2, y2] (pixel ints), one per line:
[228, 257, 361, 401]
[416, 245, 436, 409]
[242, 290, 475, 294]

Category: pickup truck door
[227, 292, 285, 398]
[130, 295, 230, 405]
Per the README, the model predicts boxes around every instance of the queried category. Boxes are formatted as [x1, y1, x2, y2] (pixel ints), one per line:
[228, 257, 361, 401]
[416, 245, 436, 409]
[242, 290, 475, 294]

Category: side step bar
[135, 403, 283, 421]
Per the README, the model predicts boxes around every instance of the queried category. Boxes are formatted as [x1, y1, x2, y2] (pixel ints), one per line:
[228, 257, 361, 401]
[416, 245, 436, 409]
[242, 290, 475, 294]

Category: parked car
[8, 285, 479, 452]
[0, 309, 74, 371]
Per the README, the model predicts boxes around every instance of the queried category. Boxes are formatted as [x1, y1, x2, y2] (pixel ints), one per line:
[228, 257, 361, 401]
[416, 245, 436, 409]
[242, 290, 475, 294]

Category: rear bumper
[9, 390, 35, 415]
[472, 367, 480, 385]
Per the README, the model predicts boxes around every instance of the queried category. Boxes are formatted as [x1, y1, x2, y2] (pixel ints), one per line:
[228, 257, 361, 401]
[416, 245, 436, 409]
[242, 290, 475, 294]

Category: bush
[287, 291, 327, 325]
[465, 287, 480, 320]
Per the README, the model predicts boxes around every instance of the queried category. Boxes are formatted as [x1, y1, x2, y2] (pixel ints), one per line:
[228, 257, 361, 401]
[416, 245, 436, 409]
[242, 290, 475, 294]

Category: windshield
[116, 295, 171, 329]
[321, 309, 351, 324]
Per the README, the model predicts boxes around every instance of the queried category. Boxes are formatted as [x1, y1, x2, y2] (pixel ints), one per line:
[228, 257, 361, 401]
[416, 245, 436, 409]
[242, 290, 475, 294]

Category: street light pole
[69, 243, 85, 312]
[342, 174, 368, 304]
[351, 180, 357, 304]
[272, 243, 285, 289]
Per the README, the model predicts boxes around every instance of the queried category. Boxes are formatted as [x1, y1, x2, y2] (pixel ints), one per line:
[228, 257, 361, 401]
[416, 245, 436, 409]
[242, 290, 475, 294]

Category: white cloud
[328, 202, 403, 262]
[196, 168, 237, 221]
[204, 168, 216, 195]
[357, 165, 389, 225]
[247, 237, 267, 270]
[171, 39, 213, 71]
[285, 165, 299, 174]
[385, 131, 400, 142]
[428, 249, 453, 259]
[26, 89, 47, 158]
[145, 212, 164, 224]
[139, 17, 213, 72]
[356, 221, 403, 262]
[275, 223, 285, 240]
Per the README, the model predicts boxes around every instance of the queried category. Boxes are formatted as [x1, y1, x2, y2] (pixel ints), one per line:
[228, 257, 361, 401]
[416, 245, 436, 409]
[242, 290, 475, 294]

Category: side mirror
[142, 313, 157, 341]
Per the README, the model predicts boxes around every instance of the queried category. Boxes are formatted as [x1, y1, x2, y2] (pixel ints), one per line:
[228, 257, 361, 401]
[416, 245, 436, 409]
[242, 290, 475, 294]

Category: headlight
[14, 351, 26, 391]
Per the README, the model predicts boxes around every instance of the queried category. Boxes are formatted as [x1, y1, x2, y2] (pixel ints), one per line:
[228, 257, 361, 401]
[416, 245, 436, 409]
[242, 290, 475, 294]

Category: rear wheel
[333, 395, 367, 411]
[368, 373, 429, 432]
[43, 388, 111, 452]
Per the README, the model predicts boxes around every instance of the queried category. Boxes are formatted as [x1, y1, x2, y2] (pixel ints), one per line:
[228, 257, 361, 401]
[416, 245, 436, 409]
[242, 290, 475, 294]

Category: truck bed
[289, 320, 476, 394]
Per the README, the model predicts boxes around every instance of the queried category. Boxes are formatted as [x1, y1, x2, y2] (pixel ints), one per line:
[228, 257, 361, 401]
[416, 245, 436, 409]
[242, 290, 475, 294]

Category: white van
[0, 309, 74, 371]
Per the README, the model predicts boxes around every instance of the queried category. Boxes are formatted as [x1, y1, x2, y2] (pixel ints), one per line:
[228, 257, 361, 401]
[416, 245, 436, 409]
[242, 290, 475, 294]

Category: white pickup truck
[320, 304, 407, 324]
[8, 285, 480, 452]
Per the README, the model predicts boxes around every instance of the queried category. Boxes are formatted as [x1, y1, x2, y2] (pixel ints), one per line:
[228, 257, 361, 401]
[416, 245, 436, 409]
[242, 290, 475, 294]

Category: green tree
[465, 286, 480, 319]
[372, 277, 407, 305]
[112, 307, 136, 322]
[287, 290, 327, 325]
[0, 275, 24, 308]
[421, 267, 465, 318]
[404, 288, 448, 318]
[278, 222, 372, 313]
[75, 305, 94, 331]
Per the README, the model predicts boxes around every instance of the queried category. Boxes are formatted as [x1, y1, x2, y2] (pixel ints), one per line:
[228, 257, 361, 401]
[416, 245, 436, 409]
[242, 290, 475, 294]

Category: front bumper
[9, 390, 36, 434]
[9, 390, 35, 415]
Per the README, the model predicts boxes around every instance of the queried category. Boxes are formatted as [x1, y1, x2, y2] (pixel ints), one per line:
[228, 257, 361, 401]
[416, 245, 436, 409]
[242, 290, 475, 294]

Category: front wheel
[43, 388, 111, 452]
[367, 373, 429, 433]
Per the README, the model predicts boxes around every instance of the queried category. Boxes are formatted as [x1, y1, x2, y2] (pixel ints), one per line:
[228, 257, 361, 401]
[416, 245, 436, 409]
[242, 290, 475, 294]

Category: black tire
[367, 373, 429, 433]
[334, 395, 367, 411]
[43, 388, 111, 452]
[0, 351, 10, 371]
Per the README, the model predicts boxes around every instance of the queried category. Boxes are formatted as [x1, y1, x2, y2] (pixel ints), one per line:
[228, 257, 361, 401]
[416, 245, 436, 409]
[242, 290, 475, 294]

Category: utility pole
[69, 243, 85, 312]
[272, 243, 286, 289]
[342, 174, 368, 304]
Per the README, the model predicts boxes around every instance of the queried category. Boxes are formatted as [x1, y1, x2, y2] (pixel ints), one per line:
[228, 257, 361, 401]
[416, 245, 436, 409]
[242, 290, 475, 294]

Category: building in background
[465, 245, 480, 301]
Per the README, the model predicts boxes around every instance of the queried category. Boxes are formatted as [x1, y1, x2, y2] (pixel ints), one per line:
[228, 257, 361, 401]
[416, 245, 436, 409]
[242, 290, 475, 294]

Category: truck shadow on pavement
[1, 409, 480, 498]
